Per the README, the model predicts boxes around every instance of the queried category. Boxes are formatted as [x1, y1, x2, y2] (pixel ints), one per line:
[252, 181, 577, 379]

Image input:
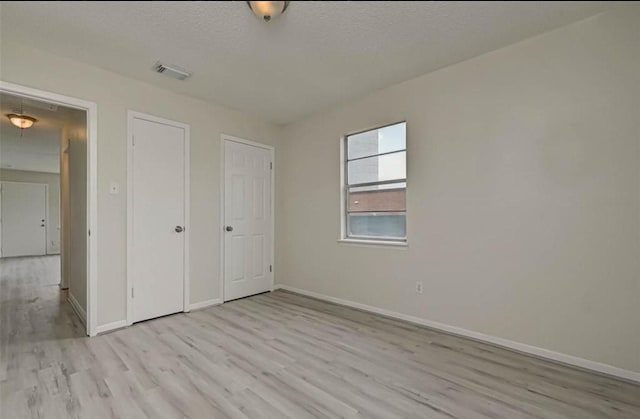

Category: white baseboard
[93, 300, 222, 335]
[96, 320, 128, 334]
[189, 298, 222, 311]
[274, 284, 640, 384]
[67, 292, 86, 327]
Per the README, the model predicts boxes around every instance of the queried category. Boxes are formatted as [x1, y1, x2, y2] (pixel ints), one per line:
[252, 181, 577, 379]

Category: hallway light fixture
[247, 1, 289, 22]
[7, 113, 37, 129]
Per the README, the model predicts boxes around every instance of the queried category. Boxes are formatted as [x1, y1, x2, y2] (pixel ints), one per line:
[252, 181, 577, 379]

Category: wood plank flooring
[1, 256, 639, 418]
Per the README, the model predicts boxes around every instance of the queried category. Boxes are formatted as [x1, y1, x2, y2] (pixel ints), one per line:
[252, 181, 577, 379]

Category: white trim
[127, 110, 191, 325]
[340, 121, 409, 245]
[1, 81, 99, 337]
[189, 298, 223, 311]
[219, 138, 225, 302]
[222, 134, 275, 152]
[220, 135, 276, 298]
[339, 135, 347, 241]
[44, 183, 50, 255]
[96, 320, 128, 334]
[275, 284, 640, 384]
[126, 113, 133, 325]
[337, 238, 408, 248]
[67, 292, 87, 326]
[220, 134, 276, 302]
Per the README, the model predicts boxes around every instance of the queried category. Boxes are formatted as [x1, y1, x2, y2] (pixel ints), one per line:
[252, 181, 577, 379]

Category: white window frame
[339, 121, 408, 248]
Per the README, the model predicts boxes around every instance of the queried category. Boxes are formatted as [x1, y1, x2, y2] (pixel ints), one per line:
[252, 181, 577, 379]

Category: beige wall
[278, 8, 640, 373]
[0, 169, 61, 255]
[1, 40, 283, 326]
[2, 4, 637, 376]
[63, 111, 88, 311]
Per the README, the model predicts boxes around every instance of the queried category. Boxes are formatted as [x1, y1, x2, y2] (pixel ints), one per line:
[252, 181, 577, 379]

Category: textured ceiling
[0, 1, 617, 124]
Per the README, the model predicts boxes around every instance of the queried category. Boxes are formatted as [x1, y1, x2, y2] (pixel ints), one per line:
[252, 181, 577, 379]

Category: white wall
[278, 7, 640, 374]
[1, 40, 283, 326]
[0, 169, 60, 254]
[0, 127, 61, 173]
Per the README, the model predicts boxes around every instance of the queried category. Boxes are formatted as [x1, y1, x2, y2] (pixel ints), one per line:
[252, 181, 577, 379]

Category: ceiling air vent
[152, 62, 192, 80]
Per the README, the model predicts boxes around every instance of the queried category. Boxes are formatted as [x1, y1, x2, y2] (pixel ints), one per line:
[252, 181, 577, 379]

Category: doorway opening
[0, 82, 98, 336]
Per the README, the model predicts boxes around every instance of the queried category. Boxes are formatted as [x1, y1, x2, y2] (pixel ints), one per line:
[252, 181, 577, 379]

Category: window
[343, 122, 406, 243]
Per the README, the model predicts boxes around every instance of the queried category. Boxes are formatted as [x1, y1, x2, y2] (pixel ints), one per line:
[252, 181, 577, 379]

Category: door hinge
[132, 136, 135, 146]
[269, 265, 272, 272]
[88, 229, 91, 236]
[270, 162, 273, 170]
[131, 288, 134, 298]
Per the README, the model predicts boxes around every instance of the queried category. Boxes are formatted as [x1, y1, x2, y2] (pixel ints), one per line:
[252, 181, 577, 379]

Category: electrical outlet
[416, 281, 423, 294]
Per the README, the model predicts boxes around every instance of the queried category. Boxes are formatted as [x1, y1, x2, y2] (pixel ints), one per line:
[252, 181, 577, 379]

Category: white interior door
[131, 116, 187, 323]
[224, 139, 273, 301]
[1, 182, 47, 258]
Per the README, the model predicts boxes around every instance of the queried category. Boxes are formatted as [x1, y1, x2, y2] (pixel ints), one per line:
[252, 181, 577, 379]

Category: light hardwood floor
[1, 256, 639, 418]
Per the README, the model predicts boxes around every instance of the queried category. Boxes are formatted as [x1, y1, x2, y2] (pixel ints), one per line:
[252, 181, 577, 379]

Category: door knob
[226, 226, 233, 232]
[175, 226, 184, 233]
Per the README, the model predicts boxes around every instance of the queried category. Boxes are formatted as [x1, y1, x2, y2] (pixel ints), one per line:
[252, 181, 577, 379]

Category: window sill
[337, 238, 408, 248]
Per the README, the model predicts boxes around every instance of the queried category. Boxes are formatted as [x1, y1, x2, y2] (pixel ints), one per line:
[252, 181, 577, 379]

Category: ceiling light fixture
[7, 113, 37, 129]
[247, 1, 289, 22]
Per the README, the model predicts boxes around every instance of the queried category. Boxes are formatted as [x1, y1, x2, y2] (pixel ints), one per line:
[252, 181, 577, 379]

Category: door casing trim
[0, 80, 99, 336]
[220, 134, 275, 303]
[126, 110, 191, 325]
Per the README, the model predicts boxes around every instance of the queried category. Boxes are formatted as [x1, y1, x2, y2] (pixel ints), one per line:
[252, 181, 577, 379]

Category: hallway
[0, 256, 86, 413]
[0, 256, 83, 348]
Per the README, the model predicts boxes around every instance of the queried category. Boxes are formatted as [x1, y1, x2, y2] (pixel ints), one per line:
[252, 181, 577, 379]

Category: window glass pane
[349, 213, 406, 239]
[347, 151, 406, 185]
[347, 122, 406, 160]
[349, 183, 406, 212]
[350, 182, 406, 193]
